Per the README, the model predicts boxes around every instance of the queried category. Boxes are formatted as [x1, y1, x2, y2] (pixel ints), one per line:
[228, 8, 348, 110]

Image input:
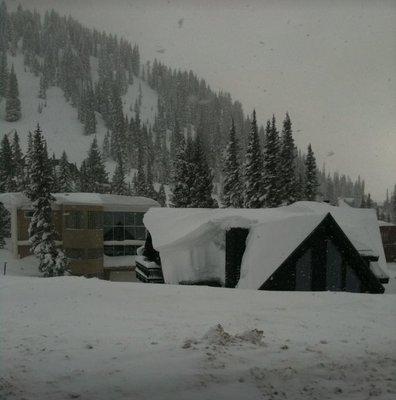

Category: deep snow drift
[1, 275, 395, 400]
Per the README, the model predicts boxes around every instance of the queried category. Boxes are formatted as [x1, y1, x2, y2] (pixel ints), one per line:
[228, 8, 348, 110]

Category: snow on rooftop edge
[0, 192, 160, 209]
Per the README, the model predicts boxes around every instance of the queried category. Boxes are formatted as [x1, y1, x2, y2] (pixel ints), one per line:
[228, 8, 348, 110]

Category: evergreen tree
[26, 124, 67, 277]
[190, 135, 217, 208]
[279, 113, 297, 205]
[58, 151, 73, 192]
[11, 131, 24, 191]
[170, 135, 193, 207]
[304, 143, 318, 201]
[222, 118, 243, 208]
[263, 116, 281, 207]
[145, 158, 156, 199]
[5, 64, 21, 122]
[102, 131, 111, 160]
[134, 148, 148, 196]
[366, 193, 373, 209]
[78, 159, 90, 192]
[111, 155, 128, 195]
[157, 183, 166, 206]
[0, 51, 7, 98]
[83, 84, 96, 135]
[0, 202, 6, 248]
[243, 110, 264, 208]
[38, 74, 47, 100]
[0, 134, 15, 191]
[83, 137, 109, 193]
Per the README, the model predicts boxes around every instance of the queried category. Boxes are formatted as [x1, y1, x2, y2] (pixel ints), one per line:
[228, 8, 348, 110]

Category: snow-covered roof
[0, 192, 160, 211]
[379, 220, 395, 227]
[144, 202, 388, 288]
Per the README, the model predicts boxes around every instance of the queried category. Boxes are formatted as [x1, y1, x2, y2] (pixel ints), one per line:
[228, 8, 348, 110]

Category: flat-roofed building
[0, 192, 160, 277]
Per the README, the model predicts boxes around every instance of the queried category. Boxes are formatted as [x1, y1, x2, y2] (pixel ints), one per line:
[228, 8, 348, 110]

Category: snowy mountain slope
[0, 275, 395, 400]
[0, 53, 157, 169]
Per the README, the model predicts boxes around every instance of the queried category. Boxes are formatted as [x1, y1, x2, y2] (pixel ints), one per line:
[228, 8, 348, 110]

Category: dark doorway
[225, 228, 249, 288]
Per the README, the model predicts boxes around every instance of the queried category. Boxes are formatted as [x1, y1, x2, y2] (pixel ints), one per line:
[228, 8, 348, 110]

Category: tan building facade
[0, 193, 160, 277]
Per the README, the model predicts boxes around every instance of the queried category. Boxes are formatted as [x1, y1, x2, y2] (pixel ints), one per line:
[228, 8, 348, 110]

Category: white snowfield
[0, 53, 158, 172]
[0, 275, 395, 400]
[144, 201, 389, 288]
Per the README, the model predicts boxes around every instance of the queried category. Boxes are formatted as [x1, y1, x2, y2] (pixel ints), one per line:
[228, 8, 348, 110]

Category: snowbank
[0, 276, 395, 399]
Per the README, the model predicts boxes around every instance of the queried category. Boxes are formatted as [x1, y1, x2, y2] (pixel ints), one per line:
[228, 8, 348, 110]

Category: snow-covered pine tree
[145, 158, 156, 199]
[304, 143, 318, 201]
[102, 131, 111, 160]
[190, 134, 217, 208]
[170, 135, 193, 207]
[134, 148, 148, 196]
[58, 151, 73, 192]
[5, 64, 21, 121]
[0, 202, 6, 248]
[84, 137, 109, 193]
[263, 115, 281, 207]
[279, 113, 297, 205]
[38, 74, 47, 100]
[26, 124, 67, 277]
[0, 134, 16, 191]
[243, 110, 264, 208]
[391, 185, 396, 223]
[111, 155, 128, 195]
[222, 118, 243, 208]
[11, 131, 25, 191]
[83, 83, 96, 135]
[78, 160, 90, 192]
[157, 183, 166, 206]
[0, 51, 7, 98]
[366, 193, 373, 209]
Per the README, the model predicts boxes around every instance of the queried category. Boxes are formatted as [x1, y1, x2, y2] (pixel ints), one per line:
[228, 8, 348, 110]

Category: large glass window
[103, 245, 140, 257]
[103, 212, 146, 246]
[65, 211, 102, 230]
[87, 212, 103, 229]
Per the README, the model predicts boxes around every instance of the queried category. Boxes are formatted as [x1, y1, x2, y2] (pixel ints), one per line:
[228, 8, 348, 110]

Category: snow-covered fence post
[3, 262, 7, 275]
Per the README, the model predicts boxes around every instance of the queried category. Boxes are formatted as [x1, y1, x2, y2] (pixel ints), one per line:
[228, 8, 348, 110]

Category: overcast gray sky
[8, 0, 396, 200]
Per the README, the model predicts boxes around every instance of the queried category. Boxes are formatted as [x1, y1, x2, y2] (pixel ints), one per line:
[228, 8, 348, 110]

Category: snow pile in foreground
[1, 276, 395, 400]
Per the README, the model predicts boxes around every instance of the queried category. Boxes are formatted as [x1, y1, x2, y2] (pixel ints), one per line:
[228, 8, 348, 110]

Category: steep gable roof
[144, 202, 388, 288]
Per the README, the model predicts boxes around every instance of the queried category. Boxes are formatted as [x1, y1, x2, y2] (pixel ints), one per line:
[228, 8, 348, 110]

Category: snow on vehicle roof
[144, 201, 388, 288]
[0, 192, 160, 211]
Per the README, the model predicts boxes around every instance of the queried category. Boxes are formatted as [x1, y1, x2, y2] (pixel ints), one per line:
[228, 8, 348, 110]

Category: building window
[65, 211, 86, 229]
[65, 211, 102, 230]
[87, 212, 103, 229]
[103, 245, 140, 257]
[24, 210, 34, 219]
[103, 212, 147, 245]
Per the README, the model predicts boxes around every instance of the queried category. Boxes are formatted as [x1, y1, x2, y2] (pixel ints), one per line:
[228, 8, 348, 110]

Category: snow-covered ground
[0, 272, 395, 399]
[1, 236, 395, 399]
